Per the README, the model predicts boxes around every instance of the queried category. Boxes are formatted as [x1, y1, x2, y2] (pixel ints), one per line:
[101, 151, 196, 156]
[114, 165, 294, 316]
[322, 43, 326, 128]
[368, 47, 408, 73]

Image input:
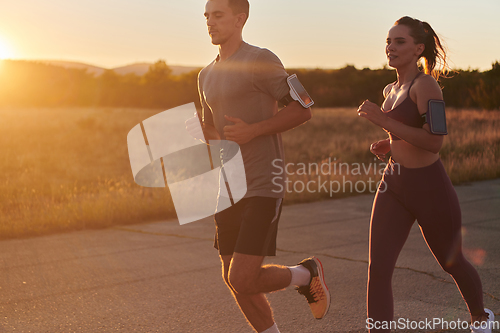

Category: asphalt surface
[1, 179, 499, 332]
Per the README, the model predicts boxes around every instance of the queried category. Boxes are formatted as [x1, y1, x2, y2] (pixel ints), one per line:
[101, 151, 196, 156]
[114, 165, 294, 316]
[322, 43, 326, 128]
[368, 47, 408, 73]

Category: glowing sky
[1, 0, 499, 70]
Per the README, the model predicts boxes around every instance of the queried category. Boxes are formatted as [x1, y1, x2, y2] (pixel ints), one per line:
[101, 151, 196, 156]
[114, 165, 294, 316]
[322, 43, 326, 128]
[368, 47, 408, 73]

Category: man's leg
[220, 253, 291, 332]
[230, 253, 291, 294]
[215, 197, 329, 331]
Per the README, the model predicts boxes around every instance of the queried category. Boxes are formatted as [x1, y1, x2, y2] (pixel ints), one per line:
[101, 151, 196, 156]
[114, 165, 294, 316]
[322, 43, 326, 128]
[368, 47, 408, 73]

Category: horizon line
[1, 57, 498, 72]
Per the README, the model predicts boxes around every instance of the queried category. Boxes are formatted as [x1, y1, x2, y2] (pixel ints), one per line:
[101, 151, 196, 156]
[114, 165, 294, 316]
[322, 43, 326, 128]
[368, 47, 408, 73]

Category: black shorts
[214, 196, 283, 256]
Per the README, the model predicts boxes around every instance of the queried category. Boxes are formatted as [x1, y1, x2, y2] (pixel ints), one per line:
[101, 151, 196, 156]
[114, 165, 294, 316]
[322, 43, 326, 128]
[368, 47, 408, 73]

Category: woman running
[357, 16, 494, 333]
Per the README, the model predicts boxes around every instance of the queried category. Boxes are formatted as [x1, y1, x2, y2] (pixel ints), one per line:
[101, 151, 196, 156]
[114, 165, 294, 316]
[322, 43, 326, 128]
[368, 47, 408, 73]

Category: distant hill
[38, 60, 200, 76]
[112, 63, 151, 76]
[112, 63, 200, 76]
[39, 60, 106, 76]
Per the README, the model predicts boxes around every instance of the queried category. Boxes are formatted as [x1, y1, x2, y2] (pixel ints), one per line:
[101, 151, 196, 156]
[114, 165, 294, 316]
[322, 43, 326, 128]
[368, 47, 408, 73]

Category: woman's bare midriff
[390, 139, 440, 168]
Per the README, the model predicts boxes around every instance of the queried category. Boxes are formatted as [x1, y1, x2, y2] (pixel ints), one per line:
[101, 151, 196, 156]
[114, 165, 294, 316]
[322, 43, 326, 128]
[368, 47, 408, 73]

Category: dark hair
[228, 0, 249, 24]
[395, 16, 448, 81]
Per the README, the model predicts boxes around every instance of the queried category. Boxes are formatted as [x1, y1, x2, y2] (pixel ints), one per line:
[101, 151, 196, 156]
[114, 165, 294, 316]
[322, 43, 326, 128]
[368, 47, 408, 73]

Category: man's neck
[218, 37, 244, 62]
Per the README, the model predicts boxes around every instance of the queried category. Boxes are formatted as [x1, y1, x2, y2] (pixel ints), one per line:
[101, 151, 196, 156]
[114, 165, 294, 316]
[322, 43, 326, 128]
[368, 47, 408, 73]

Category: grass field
[1, 107, 499, 239]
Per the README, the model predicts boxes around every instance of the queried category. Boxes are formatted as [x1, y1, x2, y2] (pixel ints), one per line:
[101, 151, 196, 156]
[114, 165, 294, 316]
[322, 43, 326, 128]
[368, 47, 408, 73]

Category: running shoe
[470, 308, 495, 333]
[296, 256, 330, 319]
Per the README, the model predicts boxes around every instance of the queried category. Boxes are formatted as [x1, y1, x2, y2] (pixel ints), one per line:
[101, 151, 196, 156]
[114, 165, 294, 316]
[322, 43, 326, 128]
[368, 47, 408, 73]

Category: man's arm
[202, 122, 222, 142]
[186, 69, 222, 144]
[223, 101, 311, 145]
[185, 114, 221, 143]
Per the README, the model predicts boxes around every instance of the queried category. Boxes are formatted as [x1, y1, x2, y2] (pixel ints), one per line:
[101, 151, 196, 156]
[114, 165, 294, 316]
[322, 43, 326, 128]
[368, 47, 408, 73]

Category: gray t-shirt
[198, 42, 289, 198]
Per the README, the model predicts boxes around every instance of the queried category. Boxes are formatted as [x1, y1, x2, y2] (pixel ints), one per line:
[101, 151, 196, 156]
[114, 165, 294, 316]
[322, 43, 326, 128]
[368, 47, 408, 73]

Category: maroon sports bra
[383, 72, 425, 141]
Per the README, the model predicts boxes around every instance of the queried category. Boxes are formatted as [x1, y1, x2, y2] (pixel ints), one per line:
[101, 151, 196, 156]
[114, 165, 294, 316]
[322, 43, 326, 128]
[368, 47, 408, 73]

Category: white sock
[260, 322, 280, 333]
[288, 265, 311, 287]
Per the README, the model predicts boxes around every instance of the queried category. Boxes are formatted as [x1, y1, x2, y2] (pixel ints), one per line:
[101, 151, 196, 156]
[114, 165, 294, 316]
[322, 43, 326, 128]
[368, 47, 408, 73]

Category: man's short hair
[228, 0, 249, 24]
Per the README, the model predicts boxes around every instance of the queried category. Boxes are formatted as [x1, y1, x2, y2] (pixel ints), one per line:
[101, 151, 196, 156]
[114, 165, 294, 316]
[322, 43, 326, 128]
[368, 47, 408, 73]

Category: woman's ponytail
[395, 16, 449, 81]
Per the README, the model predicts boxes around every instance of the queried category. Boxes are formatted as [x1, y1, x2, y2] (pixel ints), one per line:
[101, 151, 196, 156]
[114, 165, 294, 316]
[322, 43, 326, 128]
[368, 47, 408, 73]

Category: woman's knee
[368, 261, 394, 284]
[431, 243, 464, 273]
[438, 254, 465, 275]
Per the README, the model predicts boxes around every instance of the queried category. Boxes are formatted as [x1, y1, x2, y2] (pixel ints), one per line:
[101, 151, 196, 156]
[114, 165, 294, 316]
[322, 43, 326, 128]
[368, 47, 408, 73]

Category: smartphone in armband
[280, 74, 314, 108]
[425, 99, 448, 135]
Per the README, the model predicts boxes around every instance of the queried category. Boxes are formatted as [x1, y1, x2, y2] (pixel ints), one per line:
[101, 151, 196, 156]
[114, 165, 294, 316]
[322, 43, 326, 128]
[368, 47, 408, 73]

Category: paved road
[1, 179, 499, 332]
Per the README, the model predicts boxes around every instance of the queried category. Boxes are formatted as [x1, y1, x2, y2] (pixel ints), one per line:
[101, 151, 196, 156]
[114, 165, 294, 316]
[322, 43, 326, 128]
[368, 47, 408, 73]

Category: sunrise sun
[0, 37, 13, 59]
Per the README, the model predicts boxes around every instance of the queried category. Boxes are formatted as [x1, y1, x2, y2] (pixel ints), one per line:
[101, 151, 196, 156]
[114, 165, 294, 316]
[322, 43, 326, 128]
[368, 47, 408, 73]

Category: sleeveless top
[383, 72, 425, 141]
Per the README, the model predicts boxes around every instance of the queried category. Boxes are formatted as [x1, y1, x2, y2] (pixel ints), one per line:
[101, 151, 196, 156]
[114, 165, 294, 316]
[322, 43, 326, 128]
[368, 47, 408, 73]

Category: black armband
[279, 93, 294, 107]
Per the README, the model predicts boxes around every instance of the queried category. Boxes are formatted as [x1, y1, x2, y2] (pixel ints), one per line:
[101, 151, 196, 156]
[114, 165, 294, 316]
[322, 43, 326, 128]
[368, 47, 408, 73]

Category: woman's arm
[370, 138, 391, 161]
[358, 75, 444, 154]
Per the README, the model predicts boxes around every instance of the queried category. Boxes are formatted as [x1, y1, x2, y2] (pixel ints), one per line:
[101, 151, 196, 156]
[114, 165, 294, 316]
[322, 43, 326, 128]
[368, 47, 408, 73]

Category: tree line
[0, 59, 499, 110]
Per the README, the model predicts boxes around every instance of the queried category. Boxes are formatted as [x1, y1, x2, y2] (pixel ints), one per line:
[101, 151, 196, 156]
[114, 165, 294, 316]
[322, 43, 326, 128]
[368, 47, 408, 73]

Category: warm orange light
[0, 37, 13, 59]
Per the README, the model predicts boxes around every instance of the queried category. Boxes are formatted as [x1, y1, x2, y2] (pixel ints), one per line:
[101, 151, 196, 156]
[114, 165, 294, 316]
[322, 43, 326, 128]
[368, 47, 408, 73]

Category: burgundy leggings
[368, 158, 485, 332]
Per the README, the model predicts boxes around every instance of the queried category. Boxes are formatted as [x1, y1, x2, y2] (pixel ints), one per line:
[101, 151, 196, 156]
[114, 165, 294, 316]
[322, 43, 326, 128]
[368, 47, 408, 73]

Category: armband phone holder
[422, 99, 447, 135]
[280, 74, 314, 108]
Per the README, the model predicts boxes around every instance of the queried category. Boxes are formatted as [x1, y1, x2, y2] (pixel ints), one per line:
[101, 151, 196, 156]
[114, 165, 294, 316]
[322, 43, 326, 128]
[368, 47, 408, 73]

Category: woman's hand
[370, 139, 391, 162]
[357, 100, 389, 128]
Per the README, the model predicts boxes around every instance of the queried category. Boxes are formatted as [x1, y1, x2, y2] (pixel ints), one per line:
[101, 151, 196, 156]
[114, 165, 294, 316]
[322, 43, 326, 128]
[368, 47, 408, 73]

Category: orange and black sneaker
[296, 256, 330, 319]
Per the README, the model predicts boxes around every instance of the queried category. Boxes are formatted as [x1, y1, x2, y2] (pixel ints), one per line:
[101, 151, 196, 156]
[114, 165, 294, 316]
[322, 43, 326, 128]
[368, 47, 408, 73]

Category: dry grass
[440, 109, 500, 183]
[0, 107, 176, 239]
[281, 107, 500, 203]
[0, 107, 498, 238]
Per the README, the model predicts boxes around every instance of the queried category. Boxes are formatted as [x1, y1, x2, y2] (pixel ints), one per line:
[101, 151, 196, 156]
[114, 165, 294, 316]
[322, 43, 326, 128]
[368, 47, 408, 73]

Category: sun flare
[0, 38, 13, 59]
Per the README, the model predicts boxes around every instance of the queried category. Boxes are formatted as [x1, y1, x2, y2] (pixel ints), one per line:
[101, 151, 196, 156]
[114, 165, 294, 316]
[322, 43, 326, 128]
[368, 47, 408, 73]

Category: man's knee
[228, 269, 258, 294]
[226, 253, 264, 294]
[220, 255, 234, 290]
[222, 270, 231, 287]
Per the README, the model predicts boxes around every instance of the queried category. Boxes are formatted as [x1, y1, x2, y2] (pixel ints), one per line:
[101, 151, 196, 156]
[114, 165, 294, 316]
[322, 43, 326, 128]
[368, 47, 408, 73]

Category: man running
[187, 1, 330, 332]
